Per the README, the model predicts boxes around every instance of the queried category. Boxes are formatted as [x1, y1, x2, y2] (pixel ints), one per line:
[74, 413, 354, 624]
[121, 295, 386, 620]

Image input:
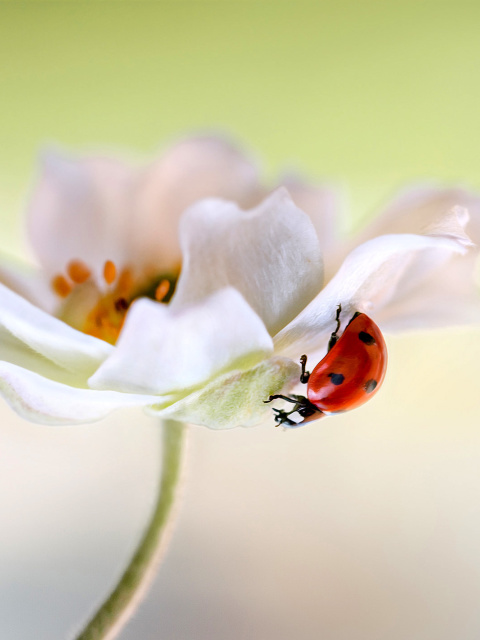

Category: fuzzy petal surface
[148, 356, 300, 429]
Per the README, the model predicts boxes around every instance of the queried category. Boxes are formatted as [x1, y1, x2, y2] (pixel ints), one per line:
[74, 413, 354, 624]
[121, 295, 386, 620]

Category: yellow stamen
[103, 260, 117, 285]
[58, 258, 179, 345]
[67, 259, 91, 284]
[52, 274, 72, 298]
[117, 267, 133, 294]
[155, 279, 171, 301]
[78, 265, 135, 344]
[83, 298, 126, 345]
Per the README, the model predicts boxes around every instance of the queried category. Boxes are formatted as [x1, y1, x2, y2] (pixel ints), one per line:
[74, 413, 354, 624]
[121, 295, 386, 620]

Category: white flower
[0, 137, 478, 428]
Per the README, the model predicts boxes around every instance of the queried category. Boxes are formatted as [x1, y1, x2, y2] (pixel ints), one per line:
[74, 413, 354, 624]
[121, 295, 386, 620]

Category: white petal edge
[278, 176, 345, 262]
[0, 283, 112, 377]
[274, 214, 473, 356]
[375, 252, 480, 331]
[172, 187, 324, 335]
[89, 287, 274, 395]
[147, 356, 300, 429]
[0, 330, 98, 388]
[0, 254, 56, 313]
[0, 361, 168, 426]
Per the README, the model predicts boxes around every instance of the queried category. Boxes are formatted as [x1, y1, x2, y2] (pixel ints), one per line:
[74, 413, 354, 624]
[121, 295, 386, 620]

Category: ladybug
[265, 305, 387, 427]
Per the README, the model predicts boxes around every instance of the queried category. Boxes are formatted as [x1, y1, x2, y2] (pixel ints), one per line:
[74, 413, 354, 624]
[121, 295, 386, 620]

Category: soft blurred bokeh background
[2, 2, 480, 639]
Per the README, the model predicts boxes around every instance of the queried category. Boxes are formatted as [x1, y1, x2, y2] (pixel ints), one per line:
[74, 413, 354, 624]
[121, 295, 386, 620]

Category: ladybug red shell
[265, 308, 387, 427]
[307, 312, 387, 413]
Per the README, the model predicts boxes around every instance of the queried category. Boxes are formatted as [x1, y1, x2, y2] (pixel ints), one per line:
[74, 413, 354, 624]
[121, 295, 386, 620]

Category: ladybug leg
[265, 394, 322, 427]
[272, 407, 301, 427]
[265, 393, 311, 405]
[327, 304, 342, 351]
[264, 394, 301, 405]
[299, 354, 310, 383]
[272, 400, 310, 426]
[264, 395, 307, 425]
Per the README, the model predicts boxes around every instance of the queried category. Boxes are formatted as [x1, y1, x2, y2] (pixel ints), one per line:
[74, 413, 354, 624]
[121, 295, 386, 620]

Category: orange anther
[52, 274, 72, 298]
[155, 279, 170, 301]
[103, 260, 117, 285]
[67, 259, 91, 284]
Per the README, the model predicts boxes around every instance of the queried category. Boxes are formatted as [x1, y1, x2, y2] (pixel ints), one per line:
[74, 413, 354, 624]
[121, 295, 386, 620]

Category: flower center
[51, 259, 178, 344]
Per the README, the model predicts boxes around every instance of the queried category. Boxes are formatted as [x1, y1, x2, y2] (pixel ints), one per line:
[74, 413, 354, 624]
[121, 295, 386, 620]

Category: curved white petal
[0, 361, 164, 426]
[275, 214, 473, 356]
[131, 136, 263, 273]
[355, 185, 480, 244]
[89, 288, 273, 395]
[26, 150, 134, 279]
[0, 330, 98, 388]
[0, 254, 56, 313]
[147, 356, 300, 429]
[172, 188, 324, 335]
[0, 283, 112, 377]
[376, 252, 480, 331]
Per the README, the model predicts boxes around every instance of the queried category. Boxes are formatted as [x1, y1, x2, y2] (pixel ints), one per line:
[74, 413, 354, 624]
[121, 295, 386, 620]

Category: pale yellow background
[1, 3, 480, 640]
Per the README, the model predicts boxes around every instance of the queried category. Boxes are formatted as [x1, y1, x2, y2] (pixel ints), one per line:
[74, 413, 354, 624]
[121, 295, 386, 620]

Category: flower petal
[0, 361, 164, 425]
[375, 252, 480, 331]
[0, 253, 56, 313]
[279, 176, 344, 266]
[355, 185, 480, 243]
[26, 150, 134, 279]
[89, 288, 273, 395]
[147, 356, 300, 429]
[172, 188, 324, 335]
[275, 209, 474, 356]
[0, 328, 96, 388]
[131, 136, 263, 274]
[0, 283, 112, 378]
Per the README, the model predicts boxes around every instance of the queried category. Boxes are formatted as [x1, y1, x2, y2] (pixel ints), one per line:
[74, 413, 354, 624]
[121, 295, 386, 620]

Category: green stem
[74, 420, 186, 640]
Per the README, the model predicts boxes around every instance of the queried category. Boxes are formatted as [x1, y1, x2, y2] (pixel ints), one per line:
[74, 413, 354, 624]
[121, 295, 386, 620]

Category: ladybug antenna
[328, 304, 343, 351]
[300, 354, 310, 384]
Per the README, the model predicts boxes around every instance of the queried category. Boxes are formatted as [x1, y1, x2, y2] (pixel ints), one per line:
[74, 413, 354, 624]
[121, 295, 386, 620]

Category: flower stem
[74, 420, 186, 640]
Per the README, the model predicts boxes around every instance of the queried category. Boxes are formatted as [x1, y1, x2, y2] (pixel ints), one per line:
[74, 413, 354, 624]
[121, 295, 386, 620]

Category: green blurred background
[2, 2, 480, 249]
[2, 3, 480, 640]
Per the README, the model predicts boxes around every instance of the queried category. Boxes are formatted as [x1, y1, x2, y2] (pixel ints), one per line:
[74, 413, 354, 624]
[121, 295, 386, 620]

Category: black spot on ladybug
[364, 379, 377, 393]
[328, 373, 345, 385]
[359, 331, 376, 345]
